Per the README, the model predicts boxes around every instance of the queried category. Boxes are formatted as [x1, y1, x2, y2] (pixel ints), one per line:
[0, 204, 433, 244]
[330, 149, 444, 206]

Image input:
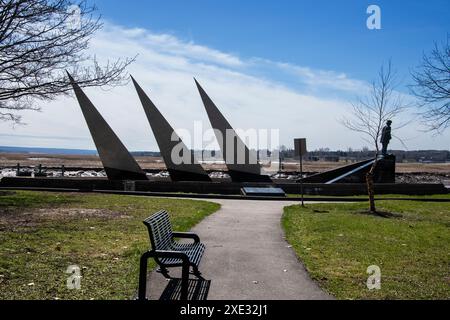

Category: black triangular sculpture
[194, 79, 271, 182]
[132, 77, 211, 181]
[68, 73, 148, 180]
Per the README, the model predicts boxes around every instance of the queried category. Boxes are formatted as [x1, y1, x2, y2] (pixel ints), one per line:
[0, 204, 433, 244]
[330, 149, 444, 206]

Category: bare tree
[411, 36, 450, 133]
[0, 0, 135, 123]
[342, 61, 408, 214]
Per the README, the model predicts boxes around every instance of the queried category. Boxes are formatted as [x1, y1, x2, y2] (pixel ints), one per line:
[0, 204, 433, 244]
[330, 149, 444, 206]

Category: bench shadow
[160, 278, 211, 301]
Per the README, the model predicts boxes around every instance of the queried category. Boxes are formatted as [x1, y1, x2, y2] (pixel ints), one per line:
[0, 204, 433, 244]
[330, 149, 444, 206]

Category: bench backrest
[143, 210, 173, 250]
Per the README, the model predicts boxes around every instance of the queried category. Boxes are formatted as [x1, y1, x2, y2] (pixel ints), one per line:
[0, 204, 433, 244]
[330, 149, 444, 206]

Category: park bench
[138, 210, 210, 300]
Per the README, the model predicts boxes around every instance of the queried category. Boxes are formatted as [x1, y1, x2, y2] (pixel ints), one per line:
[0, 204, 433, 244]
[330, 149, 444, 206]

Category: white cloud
[274, 62, 370, 93]
[97, 24, 244, 69]
[0, 21, 448, 152]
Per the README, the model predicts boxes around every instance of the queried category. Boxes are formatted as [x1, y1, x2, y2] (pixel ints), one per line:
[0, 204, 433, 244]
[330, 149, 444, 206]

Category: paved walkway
[147, 199, 332, 300]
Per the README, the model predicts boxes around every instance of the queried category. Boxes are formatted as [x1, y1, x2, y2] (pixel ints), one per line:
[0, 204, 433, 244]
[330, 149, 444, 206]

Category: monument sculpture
[132, 77, 211, 181]
[194, 79, 271, 182]
[68, 73, 148, 180]
[65, 74, 395, 184]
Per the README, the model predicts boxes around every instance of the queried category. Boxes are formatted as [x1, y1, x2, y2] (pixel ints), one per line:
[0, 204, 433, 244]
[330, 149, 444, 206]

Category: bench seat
[159, 241, 205, 267]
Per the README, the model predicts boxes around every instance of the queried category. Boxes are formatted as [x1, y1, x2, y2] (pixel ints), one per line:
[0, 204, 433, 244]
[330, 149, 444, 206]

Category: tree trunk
[366, 158, 378, 213]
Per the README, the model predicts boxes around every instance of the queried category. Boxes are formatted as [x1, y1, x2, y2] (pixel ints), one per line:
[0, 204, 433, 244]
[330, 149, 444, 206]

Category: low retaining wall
[0, 177, 448, 196]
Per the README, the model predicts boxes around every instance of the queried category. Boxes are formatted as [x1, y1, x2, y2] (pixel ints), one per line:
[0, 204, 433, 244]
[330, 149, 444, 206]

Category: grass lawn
[282, 200, 450, 299]
[286, 193, 450, 199]
[0, 190, 220, 300]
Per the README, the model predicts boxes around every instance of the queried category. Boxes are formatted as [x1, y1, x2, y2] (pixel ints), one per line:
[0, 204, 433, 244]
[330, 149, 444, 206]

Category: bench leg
[180, 261, 190, 300]
[138, 252, 151, 300]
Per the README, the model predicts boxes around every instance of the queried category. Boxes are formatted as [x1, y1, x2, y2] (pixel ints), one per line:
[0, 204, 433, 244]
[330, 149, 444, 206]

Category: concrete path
[147, 199, 332, 300]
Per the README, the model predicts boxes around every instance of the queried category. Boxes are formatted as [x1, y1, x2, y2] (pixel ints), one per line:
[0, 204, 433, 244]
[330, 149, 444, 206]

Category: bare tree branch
[0, 0, 135, 123]
[341, 61, 409, 152]
[410, 35, 450, 133]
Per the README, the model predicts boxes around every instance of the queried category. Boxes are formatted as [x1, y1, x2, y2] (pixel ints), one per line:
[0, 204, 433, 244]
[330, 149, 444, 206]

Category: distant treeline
[279, 149, 450, 163]
[0, 146, 164, 157]
[1, 146, 448, 163]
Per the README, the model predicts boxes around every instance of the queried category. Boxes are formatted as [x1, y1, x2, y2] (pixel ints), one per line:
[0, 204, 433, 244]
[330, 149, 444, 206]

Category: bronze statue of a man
[380, 120, 392, 156]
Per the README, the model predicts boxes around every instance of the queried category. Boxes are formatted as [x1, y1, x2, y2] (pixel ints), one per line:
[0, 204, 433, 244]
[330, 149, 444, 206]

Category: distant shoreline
[0, 146, 161, 157]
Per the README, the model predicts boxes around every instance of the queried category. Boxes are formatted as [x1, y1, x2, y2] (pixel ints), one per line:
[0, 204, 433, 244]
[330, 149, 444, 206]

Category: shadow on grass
[356, 210, 403, 218]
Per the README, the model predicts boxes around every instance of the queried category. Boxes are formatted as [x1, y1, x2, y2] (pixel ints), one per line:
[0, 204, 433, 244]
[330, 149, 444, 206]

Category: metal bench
[138, 210, 207, 300]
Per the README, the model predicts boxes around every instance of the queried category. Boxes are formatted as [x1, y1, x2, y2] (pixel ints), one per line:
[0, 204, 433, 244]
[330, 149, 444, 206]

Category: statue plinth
[374, 154, 396, 183]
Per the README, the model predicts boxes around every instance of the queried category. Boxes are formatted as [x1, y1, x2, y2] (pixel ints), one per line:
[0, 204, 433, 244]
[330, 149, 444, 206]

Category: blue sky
[1, 0, 449, 151]
[93, 0, 449, 87]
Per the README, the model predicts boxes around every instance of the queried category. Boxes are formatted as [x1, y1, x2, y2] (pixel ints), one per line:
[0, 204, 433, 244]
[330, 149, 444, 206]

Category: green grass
[282, 200, 450, 299]
[286, 193, 450, 199]
[0, 191, 220, 300]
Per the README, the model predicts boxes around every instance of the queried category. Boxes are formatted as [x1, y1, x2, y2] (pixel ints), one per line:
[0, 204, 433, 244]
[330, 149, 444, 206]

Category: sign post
[294, 138, 307, 207]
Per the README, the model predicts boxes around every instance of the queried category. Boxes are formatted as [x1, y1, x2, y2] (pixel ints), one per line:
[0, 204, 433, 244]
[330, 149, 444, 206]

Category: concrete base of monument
[1, 176, 448, 196]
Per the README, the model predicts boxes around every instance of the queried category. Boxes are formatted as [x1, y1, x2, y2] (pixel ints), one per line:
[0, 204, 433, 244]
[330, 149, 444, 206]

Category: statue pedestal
[374, 154, 396, 183]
